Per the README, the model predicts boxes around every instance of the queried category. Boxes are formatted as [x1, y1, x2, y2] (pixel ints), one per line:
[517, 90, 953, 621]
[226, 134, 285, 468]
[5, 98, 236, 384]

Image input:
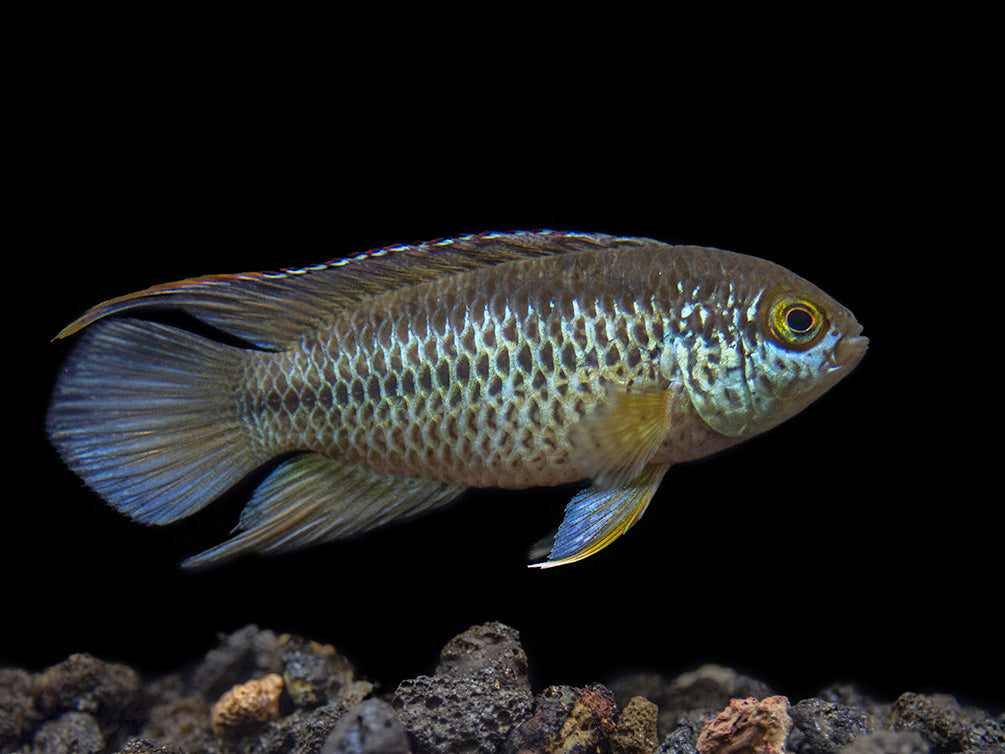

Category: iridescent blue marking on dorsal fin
[55, 230, 648, 350]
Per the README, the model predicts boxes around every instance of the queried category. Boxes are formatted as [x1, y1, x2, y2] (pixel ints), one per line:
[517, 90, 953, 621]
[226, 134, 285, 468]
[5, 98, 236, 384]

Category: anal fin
[530, 463, 670, 568]
[182, 453, 464, 568]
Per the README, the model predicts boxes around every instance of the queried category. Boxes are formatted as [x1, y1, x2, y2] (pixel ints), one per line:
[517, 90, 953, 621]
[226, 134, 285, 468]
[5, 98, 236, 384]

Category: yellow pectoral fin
[530, 463, 670, 568]
[574, 384, 678, 487]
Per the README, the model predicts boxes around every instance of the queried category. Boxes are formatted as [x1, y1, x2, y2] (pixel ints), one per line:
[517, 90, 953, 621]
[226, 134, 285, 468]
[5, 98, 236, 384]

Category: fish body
[47, 231, 867, 567]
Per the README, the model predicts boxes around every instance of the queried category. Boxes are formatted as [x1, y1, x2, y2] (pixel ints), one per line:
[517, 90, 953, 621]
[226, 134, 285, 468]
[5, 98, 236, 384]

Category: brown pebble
[696, 696, 793, 754]
[611, 695, 660, 754]
[211, 673, 284, 740]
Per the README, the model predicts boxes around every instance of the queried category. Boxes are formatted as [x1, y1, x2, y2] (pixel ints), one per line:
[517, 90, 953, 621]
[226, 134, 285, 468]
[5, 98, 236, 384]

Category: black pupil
[786, 306, 815, 333]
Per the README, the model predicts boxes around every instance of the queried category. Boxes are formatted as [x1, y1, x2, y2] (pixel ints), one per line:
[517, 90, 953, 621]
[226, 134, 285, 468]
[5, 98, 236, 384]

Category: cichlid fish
[46, 231, 867, 568]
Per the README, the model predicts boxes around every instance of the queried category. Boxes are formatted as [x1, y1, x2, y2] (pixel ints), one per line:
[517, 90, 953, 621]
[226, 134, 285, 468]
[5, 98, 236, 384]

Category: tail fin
[46, 318, 267, 526]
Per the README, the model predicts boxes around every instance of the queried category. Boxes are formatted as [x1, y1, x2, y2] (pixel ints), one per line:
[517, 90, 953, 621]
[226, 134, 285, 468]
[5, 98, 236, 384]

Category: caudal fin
[46, 318, 267, 526]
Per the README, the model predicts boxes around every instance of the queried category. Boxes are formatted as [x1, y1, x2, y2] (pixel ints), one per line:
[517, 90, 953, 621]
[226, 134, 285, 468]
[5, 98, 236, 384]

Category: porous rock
[790, 697, 875, 753]
[435, 621, 530, 691]
[393, 621, 534, 753]
[501, 683, 617, 754]
[31, 711, 104, 754]
[612, 695, 661, 754]
[890, 692, 1004, 753]
[34, 652, 141, 721]
[210, 672, 284, 740]
[394, 672, 532, 753]
[695, 696, 793, 754]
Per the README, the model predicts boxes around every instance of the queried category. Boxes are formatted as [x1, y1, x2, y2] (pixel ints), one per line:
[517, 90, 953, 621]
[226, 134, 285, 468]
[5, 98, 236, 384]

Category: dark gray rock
[656, 725, 699, 754]
[891, 692, 1004, 754]
[33, 653, 141, 720]
[247, 678, 375, 754]
[320, 698, 409, 754]
[29, 652, 142, 749]
[392, 621, 534, 754]
[138, 694, 216, 753]
[246, 701, 353, 754]
[0, 667, 34, 748]
[435, 621, 530, 691]
[817, 684, 892, 725]
[277, 633, 363, 709]
[791, 697, 876, 753]
[32, 711, 104, 754]
[190, 625, 283, 701]
[394, 672, 532, 753]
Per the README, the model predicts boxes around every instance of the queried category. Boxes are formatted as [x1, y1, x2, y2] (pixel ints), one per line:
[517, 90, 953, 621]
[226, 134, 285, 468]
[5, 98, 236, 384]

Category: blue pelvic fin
[529, 463, 670, 568]
[182, 453, 465, 568]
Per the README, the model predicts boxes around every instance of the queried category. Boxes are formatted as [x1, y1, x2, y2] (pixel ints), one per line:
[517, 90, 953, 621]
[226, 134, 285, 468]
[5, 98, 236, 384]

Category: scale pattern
[241, 250, 671, 487]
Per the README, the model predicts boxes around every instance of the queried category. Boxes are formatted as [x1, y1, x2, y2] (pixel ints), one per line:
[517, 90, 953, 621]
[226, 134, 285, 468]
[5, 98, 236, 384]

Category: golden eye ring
[766, 295, 826, 350]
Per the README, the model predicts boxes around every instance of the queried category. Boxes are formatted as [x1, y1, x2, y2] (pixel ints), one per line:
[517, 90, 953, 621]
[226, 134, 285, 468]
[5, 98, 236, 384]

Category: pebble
[891, 692, 1004, 753]
[32, 711, 104, 754]
[210, 672, 284, 739]
[320, 698, 410, 754]
[789, 697, 876, 753]
[695, 695, 793, 754]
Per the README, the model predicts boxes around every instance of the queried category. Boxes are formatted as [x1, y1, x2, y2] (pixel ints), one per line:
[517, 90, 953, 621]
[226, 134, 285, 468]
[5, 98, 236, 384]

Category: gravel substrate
[2, 622, 1002, 754]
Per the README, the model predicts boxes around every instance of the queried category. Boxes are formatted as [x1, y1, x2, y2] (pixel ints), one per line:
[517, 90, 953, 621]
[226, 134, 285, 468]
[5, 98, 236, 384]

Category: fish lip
[828, 333, 869, 370]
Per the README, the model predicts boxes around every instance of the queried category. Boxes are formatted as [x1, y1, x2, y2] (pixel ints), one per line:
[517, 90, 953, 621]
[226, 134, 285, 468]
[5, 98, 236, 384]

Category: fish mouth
[828, 333, 869, 370]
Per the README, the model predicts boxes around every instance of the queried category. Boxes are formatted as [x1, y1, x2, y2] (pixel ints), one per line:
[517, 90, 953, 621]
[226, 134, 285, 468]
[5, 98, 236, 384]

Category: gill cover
[672, 287, 834, 438]
[673, 326, 753, 438]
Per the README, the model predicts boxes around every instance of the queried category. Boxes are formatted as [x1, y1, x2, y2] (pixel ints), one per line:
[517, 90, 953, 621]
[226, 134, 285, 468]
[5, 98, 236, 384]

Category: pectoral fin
[530, 463, 670, 568]
[573, 384, 678, 487]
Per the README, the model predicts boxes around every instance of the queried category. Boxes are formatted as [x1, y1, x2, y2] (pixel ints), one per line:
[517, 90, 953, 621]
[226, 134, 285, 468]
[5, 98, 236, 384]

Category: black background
[8, 23, 1000, 715]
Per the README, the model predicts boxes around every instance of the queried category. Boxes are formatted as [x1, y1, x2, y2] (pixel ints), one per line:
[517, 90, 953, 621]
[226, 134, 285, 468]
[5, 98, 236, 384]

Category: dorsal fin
[55, 231, 647, 349]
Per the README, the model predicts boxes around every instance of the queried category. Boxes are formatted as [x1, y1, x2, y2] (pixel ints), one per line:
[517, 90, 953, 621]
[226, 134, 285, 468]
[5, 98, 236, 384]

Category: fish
[46, 230, 868, 568]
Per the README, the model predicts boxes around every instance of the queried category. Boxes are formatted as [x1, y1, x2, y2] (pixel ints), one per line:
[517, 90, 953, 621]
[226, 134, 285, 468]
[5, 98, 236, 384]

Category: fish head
[673, 256, 868, 440]
[739, 278, 868, 436]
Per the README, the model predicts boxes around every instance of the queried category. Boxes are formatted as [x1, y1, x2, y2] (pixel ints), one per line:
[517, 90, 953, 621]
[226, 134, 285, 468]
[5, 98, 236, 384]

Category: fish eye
[766, 295, 826, 350]
[785, 306, 815, 334]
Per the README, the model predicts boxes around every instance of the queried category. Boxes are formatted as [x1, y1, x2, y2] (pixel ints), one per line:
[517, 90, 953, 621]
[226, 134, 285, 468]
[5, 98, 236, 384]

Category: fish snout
[829, 332, 869, 370]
